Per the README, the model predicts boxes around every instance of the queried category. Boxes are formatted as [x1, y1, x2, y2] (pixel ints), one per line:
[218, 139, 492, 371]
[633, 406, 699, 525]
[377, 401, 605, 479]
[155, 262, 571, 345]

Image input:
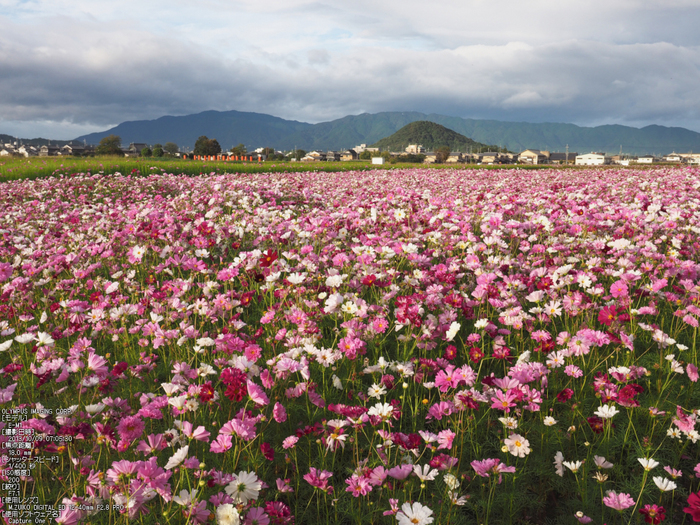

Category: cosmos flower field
[1, 166, 700, 524]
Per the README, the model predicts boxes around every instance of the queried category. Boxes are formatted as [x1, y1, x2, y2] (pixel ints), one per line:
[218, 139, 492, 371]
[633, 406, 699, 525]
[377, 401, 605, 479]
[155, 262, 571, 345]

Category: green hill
[370, 121, 495, 152]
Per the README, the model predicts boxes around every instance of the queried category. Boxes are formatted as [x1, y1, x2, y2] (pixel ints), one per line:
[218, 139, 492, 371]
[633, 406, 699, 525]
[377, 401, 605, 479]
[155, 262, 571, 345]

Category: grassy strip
[0, 156, 573, 181]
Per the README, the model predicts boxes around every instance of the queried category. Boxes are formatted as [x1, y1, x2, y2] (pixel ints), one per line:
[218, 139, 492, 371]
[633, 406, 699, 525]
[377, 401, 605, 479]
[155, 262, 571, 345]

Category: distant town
[2, 140, 700, 166]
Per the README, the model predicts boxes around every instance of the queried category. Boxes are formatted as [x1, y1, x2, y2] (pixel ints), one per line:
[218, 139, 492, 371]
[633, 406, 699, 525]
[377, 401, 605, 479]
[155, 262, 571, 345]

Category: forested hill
[370, 121, 497, 152]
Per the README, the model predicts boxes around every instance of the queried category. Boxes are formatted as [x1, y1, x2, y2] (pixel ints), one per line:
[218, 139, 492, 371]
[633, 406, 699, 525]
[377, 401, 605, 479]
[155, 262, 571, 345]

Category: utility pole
[565, 144, 569, 164]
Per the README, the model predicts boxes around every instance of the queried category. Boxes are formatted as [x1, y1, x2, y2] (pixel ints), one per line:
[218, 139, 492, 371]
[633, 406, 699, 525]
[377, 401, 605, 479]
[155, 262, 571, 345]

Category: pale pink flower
[602, 490, 635, 510]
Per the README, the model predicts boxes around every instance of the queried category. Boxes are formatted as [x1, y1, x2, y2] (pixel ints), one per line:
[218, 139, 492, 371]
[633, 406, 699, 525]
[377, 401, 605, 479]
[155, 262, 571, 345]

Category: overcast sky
[2, 0, 700, 139]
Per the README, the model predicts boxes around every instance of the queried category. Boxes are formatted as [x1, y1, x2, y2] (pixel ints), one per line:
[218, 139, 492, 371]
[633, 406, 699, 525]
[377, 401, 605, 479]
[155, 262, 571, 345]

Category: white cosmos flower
[216, 503, 240, 525]
[594, 404, 619, 419]
[84, 403, 105, 415]
[554, 451, 565, 477]
[445, 321, 461, 341]
[498, 417, 518, 429]
[504, 433, 531, 457]
[164, 445, 189, 470]
[443, 473, 460, 490]
[173, 489, 197, 506]
[653, 476, 677, 492]
[162, 383, 183, 396]
[15, 333, 36, 344]
[367, 402, 393, 419]
[474, 318, 489, 329]
[367, 383, 386, 399]
[287, 272, 306, 284]
[413, 464, 438, 481]
[638, 458, 659, 471]
[563, 460, 583, 473]
[594, 456, 613, 469]
[0, 340, 11, 352]
[167, 394, 188, 410]
[35, 332, 55, 346]
[225, 471, 261, 504]
[543, 416, 557, 426]
[396, 502, 434, 525]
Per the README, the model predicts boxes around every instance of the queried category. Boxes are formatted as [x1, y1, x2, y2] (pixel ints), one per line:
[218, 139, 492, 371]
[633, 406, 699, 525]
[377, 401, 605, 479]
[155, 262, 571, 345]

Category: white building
[636, 156, 656, 164]
[575, 153, 611, 166]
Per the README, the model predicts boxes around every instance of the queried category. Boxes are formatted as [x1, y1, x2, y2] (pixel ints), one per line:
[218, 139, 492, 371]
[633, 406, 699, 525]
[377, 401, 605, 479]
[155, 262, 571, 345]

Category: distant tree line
[94, 135, 181, 157]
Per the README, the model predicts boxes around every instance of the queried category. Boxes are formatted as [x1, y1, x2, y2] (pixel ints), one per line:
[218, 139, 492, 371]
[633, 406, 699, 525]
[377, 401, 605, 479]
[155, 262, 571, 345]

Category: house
[405, 144, 425, 154]
[445, 152, 463, 163]
[549, 152, 578, 164]
[301, 151, 326, 161]
[18, 145, 39, 157]
[663, 153, 683, 162]
[61, 144, 88, 156]
[575, 153, 611, 165]
[326, 151, 341, 161]
[39, 145, 61, 156]
[341, 149, 359, 161]
[678, 153, 700, 164]
[129, 143, 148, 155]
[518, 149, 550, 164]
[478, 152, 505, 164]
[0, 145, 17, 156]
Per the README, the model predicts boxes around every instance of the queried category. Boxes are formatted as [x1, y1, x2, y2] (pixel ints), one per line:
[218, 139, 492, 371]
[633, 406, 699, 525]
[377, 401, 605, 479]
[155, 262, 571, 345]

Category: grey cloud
[2, 11, 700, 138]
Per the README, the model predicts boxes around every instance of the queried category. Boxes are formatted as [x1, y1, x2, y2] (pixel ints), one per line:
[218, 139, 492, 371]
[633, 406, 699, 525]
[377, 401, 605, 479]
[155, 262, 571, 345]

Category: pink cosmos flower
[282, 436, 299, 449]
[688, 363, 699, 383]
[210, 432, 233, 453]
[247, 379, 270, 406]
[276, 478, 294, 493]
[244, 507, 270, 525]
[603, 490, 635, 510]
[273, 402, 287, 423]
[345, 474, 372, 497]
[610, 280, 629, 298]
[382, 498, 400, 516]
[565, 365, 583, 378]
[181, 421, 211, 442]
[117, 416, 144, 443]
[426, 400, 455, 420]
[136, 433, 166, 455]
[436, 429, 456, 450]
[387, 464, 413, 480]
[304, 468, 333, 492]
[490, 389, 517, 412]
[471, 458, 516, 483]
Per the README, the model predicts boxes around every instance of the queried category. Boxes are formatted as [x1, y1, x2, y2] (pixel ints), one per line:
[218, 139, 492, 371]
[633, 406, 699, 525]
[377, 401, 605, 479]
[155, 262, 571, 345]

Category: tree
[359, 150, 373, 160]
[435, 146, 451, 163]
[152, 144, 164, 157]
[286, 149, 305, 161]
[163, 142, 179, 156]
[95, 135, 123, 156]
[208, 139, 222, 155]
[141, 147, 152, 157]
[194, 136, 222, 156]
[231, 143, 247, 156]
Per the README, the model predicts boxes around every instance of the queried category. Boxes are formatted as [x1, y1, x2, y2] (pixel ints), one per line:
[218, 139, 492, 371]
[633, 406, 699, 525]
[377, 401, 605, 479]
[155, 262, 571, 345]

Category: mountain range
[28, 110, 700, 156]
